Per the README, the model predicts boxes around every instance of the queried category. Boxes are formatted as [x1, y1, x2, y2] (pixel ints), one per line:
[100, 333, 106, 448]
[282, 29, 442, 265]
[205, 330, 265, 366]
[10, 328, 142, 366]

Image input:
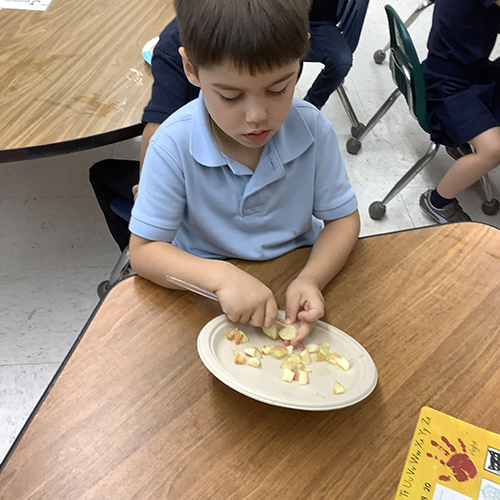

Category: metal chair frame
[97, 197, 135, 298]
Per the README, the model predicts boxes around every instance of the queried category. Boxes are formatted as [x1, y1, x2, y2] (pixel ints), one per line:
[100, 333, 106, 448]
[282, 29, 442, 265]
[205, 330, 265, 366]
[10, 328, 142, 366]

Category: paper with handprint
[395, 407, 500, 500]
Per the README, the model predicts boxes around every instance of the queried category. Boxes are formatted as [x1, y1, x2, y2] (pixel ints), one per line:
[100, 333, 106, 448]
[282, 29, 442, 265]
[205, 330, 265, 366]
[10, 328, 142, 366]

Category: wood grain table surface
[1, 222, 500, 499]
[0, 0, 174, 162]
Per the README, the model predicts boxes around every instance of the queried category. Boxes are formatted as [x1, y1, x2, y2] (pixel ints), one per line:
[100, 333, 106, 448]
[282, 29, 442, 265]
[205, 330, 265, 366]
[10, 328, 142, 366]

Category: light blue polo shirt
[130, 95, 357, 261]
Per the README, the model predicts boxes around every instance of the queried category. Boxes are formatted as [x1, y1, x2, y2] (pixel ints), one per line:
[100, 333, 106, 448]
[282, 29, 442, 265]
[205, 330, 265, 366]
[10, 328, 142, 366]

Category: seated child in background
[89, 0, 353, 250]
[129, 0, 360, 346]
[89, 18, 199, 251]
[420, 0, 500, 223]
[304, 0, 352, 110]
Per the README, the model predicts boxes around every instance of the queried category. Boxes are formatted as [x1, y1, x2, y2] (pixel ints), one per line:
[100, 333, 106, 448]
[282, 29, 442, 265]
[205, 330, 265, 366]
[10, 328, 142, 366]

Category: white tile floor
[2, 0, 500, 465]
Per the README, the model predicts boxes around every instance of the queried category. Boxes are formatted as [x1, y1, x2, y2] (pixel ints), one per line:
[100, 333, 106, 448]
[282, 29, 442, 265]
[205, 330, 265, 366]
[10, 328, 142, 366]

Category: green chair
[372, 0, 434, 64]
[360, 5, 498, 220]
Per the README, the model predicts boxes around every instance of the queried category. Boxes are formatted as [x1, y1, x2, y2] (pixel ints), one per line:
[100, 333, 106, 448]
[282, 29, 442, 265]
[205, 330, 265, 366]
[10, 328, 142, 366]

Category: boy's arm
[140, 123, 161, 170]
[285, 210, 360, 346]
[131, 123, 161, 200]
[129, 234, 279, 328]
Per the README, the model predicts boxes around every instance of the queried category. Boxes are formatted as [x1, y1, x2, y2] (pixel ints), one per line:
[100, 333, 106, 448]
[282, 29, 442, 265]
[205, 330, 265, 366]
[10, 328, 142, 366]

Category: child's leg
[303, 22, 352, 110]
[89, 159, 140, 251]
[436, 126, 500, 199]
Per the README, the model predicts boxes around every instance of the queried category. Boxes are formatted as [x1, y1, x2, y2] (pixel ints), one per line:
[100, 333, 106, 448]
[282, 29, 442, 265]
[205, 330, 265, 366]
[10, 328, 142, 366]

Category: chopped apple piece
[247, 357, 261, 368]
[299, 349, 311, 365]
[333, 381, 346, 395]
[298, 371, 309, 386]
[234, 351, 246, 365]
[293, 371, 300, 381]
[244, 347, 258, 357]
[226, 329, 237, 341]
[271, 345, 288, 358]
[280, 357, 298, 370]
[299, 364, 311, 372]
[234, 330, 249, 345]
[319, 342, 330, 350]
[279, 323, 298, 340]
[306, 342, 319, 353]
[261, 325, 279, 340]
[320, 347, 331, 358]
[262, 345, 272, 355]
[336, 356, 351, 371]
[315, 351, 326, 362]
[330, 352, 341, 358]
[282, 368, 295, 383]
[286, 345, 294, 355]
[327, 354, 338, 366]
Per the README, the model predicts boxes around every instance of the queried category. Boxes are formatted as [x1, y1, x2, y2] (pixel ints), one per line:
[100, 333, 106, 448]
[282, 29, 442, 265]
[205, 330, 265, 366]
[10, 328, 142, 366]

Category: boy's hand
[132, 184, 139, 201]
[215, 266, 278, 329]
[284, 276, 325, 347]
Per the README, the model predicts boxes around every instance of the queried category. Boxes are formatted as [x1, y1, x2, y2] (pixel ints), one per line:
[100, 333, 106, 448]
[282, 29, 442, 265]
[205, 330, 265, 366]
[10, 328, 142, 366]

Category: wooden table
[0, 0, 174, 163]
[1, 223, 499, 499]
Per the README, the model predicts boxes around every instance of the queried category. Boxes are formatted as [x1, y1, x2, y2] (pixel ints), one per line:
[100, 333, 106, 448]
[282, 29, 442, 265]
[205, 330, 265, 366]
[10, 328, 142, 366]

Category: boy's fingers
[285, 297, 300, 325]
[290, 320, 315, 347]
[249, 309, 265, 328]
[298, 307, 322, 323]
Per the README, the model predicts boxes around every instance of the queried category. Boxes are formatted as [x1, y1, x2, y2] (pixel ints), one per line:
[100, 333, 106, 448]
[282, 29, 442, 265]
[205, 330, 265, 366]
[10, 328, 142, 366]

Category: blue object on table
[142, 36, 159, 65]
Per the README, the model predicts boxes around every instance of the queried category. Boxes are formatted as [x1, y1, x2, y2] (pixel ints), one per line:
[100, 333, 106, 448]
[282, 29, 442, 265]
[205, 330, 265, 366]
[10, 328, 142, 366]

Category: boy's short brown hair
[174, 0, 311, 75]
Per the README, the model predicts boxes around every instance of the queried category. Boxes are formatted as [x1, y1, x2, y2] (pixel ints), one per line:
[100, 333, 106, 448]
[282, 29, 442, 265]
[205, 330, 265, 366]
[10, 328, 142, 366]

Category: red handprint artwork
[426, 435, 477, 482]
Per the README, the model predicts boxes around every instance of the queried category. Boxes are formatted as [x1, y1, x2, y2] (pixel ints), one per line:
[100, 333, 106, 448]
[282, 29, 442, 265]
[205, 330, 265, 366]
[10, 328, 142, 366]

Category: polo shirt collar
[190, 94, 228, 167]
[190, 94, 315, 168]
[272, 100, 314, 164]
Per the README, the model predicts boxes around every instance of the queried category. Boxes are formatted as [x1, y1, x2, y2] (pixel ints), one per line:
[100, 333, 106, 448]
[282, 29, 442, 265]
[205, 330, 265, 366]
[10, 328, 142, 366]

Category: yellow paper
[395, 407, 500, 499]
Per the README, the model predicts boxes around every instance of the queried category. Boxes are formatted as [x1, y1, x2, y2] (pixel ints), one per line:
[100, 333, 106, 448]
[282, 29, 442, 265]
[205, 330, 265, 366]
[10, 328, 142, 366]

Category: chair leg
[369, 142, 440, 220]
[336, 83, 366, 138]
[346, 88, 401, 154]
[464, 145, 500, 215]
[480, 174, 500, 215]
[97, 246, 134, 298]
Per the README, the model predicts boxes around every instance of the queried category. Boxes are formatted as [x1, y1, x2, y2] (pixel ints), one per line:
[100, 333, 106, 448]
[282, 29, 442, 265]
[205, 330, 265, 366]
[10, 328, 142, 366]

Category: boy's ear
[179, 47, 201, 88]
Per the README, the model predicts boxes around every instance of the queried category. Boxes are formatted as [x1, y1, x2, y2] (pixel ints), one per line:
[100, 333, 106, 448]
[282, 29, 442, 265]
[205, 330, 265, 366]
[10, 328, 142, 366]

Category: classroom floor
[2, 0, 500, 464]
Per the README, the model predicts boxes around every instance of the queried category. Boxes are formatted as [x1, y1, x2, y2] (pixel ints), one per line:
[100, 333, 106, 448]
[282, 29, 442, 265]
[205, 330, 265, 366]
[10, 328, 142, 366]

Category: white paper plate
[197, 312, 378, 411]
[142, 36, 159, 65]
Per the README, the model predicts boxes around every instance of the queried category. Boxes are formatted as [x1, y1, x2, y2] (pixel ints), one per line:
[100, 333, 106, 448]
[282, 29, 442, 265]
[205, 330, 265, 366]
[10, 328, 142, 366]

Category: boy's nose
[245, 100, 267, 125]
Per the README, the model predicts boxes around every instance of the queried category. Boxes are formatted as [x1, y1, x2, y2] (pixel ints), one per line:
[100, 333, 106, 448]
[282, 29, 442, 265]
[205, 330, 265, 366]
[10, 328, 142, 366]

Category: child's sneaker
[419, 189, 471, 224]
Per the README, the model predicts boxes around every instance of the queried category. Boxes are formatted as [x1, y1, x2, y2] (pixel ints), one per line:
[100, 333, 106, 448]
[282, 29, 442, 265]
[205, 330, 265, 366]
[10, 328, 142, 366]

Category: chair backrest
[337, 0, 370, 53]
[385, 5, 430, 133]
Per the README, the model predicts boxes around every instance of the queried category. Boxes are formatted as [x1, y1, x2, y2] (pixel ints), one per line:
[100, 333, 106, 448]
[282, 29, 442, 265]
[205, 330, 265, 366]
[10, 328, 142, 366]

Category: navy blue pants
[303, 21, 353, 109]
[89, 159, 139, 251]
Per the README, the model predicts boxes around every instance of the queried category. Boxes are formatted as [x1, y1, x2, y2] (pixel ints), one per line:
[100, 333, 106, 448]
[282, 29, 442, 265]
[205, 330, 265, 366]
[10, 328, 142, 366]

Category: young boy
[90, 0, 352, 252]
[129, 0, 360, 346]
